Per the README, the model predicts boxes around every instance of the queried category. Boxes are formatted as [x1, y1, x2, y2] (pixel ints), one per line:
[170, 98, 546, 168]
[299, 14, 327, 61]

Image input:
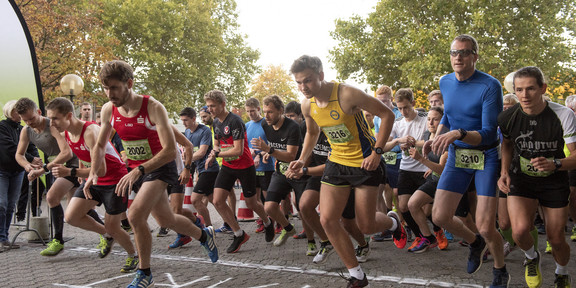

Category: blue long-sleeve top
[440, 70, 503, 148]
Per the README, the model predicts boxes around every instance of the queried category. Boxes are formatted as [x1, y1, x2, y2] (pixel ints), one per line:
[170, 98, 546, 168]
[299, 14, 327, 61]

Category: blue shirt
[185, 124, 219, 173]
[375, 107, 403, 157]
[440, 70, 503, 148]
[246, 118, 275, 172]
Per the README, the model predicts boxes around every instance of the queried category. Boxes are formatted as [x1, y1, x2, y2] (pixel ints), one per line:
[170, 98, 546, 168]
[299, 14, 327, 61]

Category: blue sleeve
[200, 127, 212, 147]
[479, 81, 503, 145]
[373, 116, 380, 134]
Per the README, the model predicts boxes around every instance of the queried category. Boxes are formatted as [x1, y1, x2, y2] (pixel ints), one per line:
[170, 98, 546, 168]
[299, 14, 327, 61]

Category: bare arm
[48, 127, 73, 169]
[15, 127, 37, 172]
[497, 137, 514, 193]
[289, 99, 319, 171]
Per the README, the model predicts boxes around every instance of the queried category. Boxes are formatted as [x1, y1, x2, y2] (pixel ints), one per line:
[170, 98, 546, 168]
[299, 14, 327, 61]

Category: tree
[249, 65, 299, 105]
[100, 0, 260, 113]
[330, 0, 576, 105]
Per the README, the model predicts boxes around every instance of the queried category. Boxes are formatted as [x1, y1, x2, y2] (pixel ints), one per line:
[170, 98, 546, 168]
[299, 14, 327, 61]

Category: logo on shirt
[116, 117, 121, 122]
[330, 110, 340, 120]
[137, 116, 144, 124]
[224, 126, 230, 135]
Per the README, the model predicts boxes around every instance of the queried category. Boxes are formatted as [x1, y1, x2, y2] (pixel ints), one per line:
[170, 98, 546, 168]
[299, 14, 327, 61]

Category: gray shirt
[26, 117, 78, 167]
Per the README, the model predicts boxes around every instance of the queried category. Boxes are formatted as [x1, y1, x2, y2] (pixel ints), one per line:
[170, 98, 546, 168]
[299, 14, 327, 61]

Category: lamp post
[60, 74, 84, 103]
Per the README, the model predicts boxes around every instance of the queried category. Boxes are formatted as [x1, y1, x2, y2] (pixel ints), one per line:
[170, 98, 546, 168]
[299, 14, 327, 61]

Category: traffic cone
[237, 192, 255, 221]
[127, 190, 136, 209]
[183, 177, 196, 214]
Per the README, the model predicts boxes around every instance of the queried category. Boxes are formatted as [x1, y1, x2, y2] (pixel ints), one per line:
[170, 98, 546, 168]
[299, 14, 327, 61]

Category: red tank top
[111, 95, 163, 169]
[65, 122, 127, 185]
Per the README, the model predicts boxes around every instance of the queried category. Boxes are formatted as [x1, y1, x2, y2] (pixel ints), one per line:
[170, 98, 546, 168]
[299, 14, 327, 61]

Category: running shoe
[255, 219, 264, 233]
[346, 273, 369, 288]
[120, 255, 139, 273]
[121, 224, 132, 234]
[407, 237, 422, 251]
[264, 219, 275, 243]
[435, 229, 449, 250]
[40, 239, 64, 256]
[554, 274, 571, 288]
[523, 251, 542, 288]
[467, 235, 488, 274]
[201, 226, 219, 262]
[274, 222, 282, 234]
[313, 241, 335, 264]
[503, 241, 515, 257]
[387, 211, 407, 249]
[169, 235, 192, 249]
[156, 227, 170, 237]
[306, 242, 317, 256]
[409, 237, 431, 253]
[405, 226, 413, 242]
[293, 229, 307, 239]
[215, 223, 233, 234]
[127, 270, 153, 288]
[490, 267, 510, 288]
[536, 223, 546, 235]
[273, 228, 296, 247]
[97, 235, 114, 258]
[371, 231, 393, 242]
[355, 243, 370, 263]
[194, 215, 205, 229]
[444, 229, 454, 242]
[545, 241, 552, 254]
[571, 227, 576, 242]
[227, 231, 249, 253]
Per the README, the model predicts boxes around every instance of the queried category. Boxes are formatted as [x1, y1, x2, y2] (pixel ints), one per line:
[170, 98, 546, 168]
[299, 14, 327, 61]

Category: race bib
[322, 124, 353, 144]
[256, 171, 265, 176]
[519, 156, 553, 177]
[383, 152, 397, 165]
[455, 148, 484, 170]
[47, 155, 57, 163]
[221, 144, 239, 162]
[122, 139, 153, 161]
[80, 159, 91, 168]
[278, 162, 289, 175]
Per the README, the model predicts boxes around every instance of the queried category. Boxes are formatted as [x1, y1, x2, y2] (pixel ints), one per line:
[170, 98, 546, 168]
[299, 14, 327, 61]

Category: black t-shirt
[262, 117, 301, 173]
[312, 131, 331, 167]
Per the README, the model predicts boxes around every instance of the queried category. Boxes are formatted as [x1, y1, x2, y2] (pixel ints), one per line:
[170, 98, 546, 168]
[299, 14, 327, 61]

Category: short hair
[262, 95, 284, 111]
[429, 106, 444, 117]
[204, 90, 226, 104]
[245, 97, 260, 108]
[15, 97, 38, 115]
[81, 102, 91, 107]
[503, 94, 519, 106]
[565, 95, 576, 110]
[394, 88, 414, 103]
[285, 101, 301, 116]
[3, 100, 18, 119]
[427, 90, 443, 101]
[46, 97, 75, 115]
[290, 55, 323, 75]
[99, 60, 134, 86]
[514, 66, 546, 88]
[453, 34, 479, 54]
[376, 85, 393, 97]
[179, 107, 196, 118]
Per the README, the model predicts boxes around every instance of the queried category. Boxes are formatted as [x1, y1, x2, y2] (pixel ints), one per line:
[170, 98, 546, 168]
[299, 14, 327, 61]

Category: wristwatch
[302, 167, 308, 176]
[185, 164, 193, 171]
[553, 159, 562, 171]
[373, 147, 385, 155]
[458, 128, 468, 140]
[268, 147, 275, 155]
[43, 164, 50, 173]
[214, 151, 220, 158]
[138, 165, 146, 175]
[70, 167, 77, 178]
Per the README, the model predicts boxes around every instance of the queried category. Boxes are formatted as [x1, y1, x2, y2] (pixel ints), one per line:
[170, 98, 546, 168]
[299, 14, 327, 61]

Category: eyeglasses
[449, 49, 476, 57]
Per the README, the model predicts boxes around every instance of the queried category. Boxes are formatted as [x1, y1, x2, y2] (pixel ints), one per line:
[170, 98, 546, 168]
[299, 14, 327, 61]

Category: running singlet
[498, 101, 576, 179]
[261, 117, 301, 174]
[27, 117, 78, 167]
[213, 112, 254, 169]
[310, 82, 376, 167]
[111, 95, 163, 169]
[65, 122, 127, 185]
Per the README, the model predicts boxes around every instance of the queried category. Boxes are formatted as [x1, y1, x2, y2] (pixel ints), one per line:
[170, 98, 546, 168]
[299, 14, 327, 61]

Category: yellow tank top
[310, 82, 375, 167]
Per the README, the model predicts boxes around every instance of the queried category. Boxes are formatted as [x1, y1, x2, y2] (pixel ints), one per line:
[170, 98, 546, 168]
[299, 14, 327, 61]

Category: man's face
[102, 78, 132, 107]
[376, 93, 393, 109]
[285, 112, 302, 124]
[263, 103, 283, 126]
[180, 115, 195, 129]
[205, 99, 225, 118]
[364, 111, 374, 129]
[245, 105, 261, 121]
[396, 99, 415, 119]
[450, 40, 478, 76]
[19, 108, 42, 128]
[199, 111, 213, 126]
[514, 76, 547, 112]
[81, 104, 92, 118]
[46, 109, 71, 133]
[293, 69, 323, 99]
[429, 95, 443, 107]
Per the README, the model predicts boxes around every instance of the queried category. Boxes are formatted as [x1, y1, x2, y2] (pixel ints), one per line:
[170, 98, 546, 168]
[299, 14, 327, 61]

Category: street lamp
[60, 74, 84, 103]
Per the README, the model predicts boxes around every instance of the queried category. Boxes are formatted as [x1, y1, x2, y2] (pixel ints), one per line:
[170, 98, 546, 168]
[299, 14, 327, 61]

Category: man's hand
[431, 130, 459, 155]
[409, 147, 423, 161]
[250, 137, 269, 152]
[497, 173, 511, 194]
[361, 151, 380, 171]
[51, 164, 70, 178]
[530, 157, 555, 172]
[178, 169, 191, 185]
[115, 169, 141, 198]
[27, 169, 44, 181]
[83, 175, 97, 200]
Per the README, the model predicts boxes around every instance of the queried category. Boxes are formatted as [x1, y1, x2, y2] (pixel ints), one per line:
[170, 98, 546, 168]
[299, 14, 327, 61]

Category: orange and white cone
[127, 190, 136, 209]
[237, 192, 255, 221]
[183, 177, 196, 214]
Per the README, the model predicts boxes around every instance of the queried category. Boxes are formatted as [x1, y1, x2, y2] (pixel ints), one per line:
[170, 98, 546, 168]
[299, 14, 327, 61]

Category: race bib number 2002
[122, 139, 153, 161]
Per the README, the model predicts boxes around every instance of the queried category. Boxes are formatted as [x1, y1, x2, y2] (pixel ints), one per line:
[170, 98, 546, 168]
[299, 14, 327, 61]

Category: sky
[235, 0, 379, 92]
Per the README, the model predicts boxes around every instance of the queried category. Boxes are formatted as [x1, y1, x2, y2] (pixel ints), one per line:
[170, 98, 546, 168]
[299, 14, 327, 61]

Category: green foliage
[330, 0, 576, 103]
[249, 65, 299, 106]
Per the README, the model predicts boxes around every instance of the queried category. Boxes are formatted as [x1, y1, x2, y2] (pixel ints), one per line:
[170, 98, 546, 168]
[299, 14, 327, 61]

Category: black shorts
[73, 183, 127, 215]
[321, 160, 381, 187]
[569, 170, 576, 187]
[132, 161, 179, 194]
[385, 160, 400, 188]
[193, 171, 218, 196]
[167, 183, 184, 195]
[341, 189, 356, 220]
[255, 170, 274, 191]
[455, 193, 470, 218]
[417, 175, 439, 198]
[508, 173, 570, 208]
[378, 160, 387, 185]
[266, 172, 308, 208]
[214, 165, 257, 198]
[397, 170, 426, 196]
[305, 176, 322, 192]
[64, 175, 81, 187]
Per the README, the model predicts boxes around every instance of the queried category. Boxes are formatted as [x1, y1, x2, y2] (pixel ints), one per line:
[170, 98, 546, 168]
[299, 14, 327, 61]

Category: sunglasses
[449, 49, 476, 57]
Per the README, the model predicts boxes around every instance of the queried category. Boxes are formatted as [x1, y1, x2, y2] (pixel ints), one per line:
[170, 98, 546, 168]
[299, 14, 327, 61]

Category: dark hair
[394, 88, 414, 103]
[290, 55, 323, 75]
[453, 34, 479, 54]
[99, 60, 134, 85]
[15, 97, 38, 114]
[285, 101, 301, 116]
[514, 66, 546, 88]
[179, 107, 196, 118]
[429, 106, 444, 116]
[245, 97, 260, 108]
[262, 95, 284, 111]
[204, 90, 226, 104]
[46, 97, 74, 115]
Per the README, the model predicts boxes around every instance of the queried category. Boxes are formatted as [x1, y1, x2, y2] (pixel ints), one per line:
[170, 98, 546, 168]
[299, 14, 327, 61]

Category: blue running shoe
[194, 216, 205, 229]
[490, 267, 510, 288]
[467, 234, 488, 274]
[127, 270, 153, 288]
[201, 226, 219, 263]
[444, 229, 454, 242]
[169, 234, 192, 249]
[215, 223, 232, 234]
